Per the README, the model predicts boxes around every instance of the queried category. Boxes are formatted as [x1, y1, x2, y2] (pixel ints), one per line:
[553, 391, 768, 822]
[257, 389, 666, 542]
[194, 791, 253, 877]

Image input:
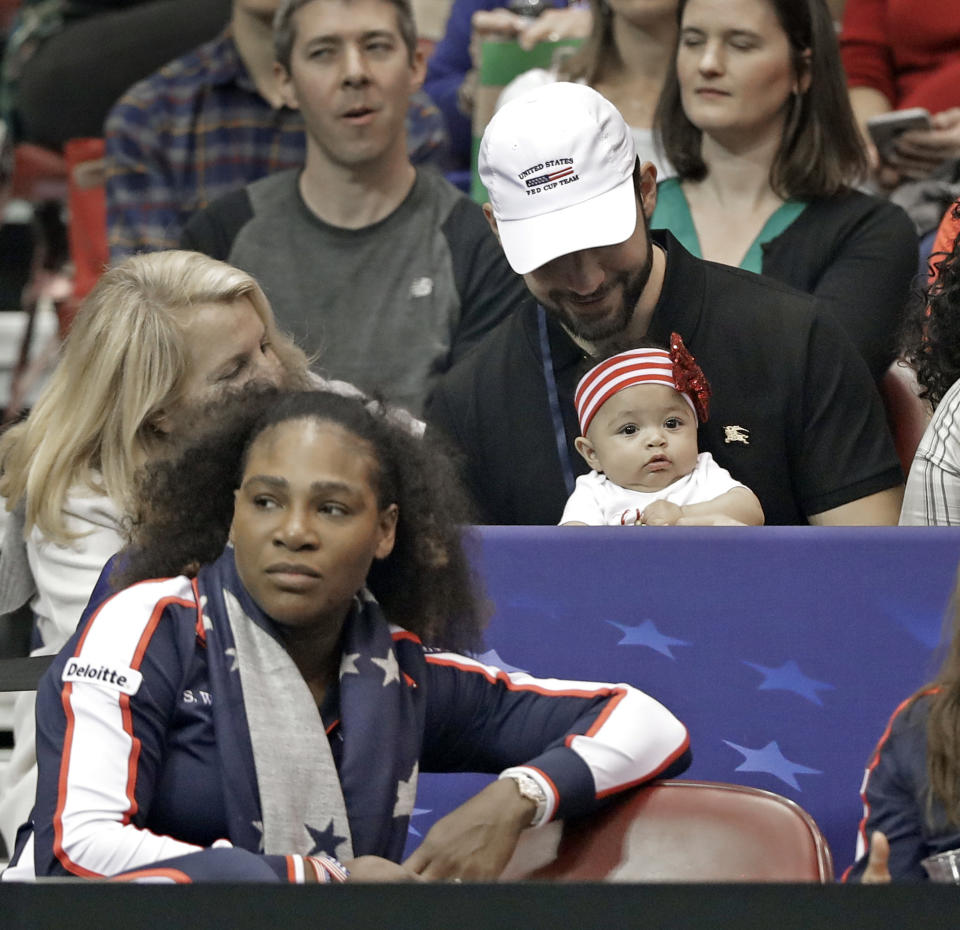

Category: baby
[560, 334, 764, 526]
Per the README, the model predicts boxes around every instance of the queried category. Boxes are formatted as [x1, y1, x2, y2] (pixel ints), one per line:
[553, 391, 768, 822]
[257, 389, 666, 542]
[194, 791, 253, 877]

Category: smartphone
[867, 107, 932, 159]
[507, 0, 548, 17]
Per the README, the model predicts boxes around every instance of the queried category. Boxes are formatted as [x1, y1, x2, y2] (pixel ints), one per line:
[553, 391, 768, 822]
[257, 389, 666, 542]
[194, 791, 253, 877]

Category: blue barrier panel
[411, 526, 960, 875]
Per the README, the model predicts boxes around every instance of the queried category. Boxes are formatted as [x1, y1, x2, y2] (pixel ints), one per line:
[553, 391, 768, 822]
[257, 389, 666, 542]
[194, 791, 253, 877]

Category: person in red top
[840, 0, 960, 191]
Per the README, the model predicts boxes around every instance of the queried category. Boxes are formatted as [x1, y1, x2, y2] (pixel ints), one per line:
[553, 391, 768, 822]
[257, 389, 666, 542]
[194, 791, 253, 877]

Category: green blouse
[651, 177, 807, 273]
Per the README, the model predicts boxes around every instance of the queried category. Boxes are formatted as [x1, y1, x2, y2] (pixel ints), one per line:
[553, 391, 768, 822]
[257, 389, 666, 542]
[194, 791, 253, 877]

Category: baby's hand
[639, 501, 683, 526]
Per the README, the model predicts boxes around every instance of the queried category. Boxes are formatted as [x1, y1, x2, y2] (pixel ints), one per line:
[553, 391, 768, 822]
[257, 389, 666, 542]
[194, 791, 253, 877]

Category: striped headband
[575, 333, 711, 435]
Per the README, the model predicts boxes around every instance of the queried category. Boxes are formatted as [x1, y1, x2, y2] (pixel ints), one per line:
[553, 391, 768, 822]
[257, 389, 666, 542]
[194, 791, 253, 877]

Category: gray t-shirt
[181, 168, 527, 415]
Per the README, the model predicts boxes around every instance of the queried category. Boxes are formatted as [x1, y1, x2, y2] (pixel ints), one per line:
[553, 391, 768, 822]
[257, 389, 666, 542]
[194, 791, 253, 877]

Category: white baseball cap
[478, 82, 638, 275]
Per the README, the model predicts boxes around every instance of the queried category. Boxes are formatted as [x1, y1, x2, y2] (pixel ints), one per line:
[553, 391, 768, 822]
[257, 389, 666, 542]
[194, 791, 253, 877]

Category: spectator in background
[423, 0, 590, 171]
[840, 0, 960, 237]
[0, 0, 231, 149]
[899, 219, 960, 525]
[105, 0, 448, 258]
[498, 0, 676, 181]
[182, 0, 527, 417]
[845, 561, 960, 881]
[0, 250, 314, 857]
[652, 0, 916, 384]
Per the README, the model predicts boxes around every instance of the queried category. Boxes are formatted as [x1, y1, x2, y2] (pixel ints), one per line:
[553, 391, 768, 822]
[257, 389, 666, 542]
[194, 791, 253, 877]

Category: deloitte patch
[63, 658, 143, 695]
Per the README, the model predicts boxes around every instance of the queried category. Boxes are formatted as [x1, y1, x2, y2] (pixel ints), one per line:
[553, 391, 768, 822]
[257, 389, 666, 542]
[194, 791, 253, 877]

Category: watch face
[520, 778, 546, 802]
[510, 773, 547, 826]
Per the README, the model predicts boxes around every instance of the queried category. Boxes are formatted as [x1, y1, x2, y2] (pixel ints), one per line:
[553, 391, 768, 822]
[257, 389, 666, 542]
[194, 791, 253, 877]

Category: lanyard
[537, 305, 577, 497]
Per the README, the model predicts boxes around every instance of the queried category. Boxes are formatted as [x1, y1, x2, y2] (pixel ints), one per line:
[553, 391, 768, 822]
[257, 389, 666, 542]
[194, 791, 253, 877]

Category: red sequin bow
[670, 332, 711, 423]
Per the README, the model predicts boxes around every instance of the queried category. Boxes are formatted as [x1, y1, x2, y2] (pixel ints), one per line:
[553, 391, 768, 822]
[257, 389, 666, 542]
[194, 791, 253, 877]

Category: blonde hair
[0, 250, 312, 543]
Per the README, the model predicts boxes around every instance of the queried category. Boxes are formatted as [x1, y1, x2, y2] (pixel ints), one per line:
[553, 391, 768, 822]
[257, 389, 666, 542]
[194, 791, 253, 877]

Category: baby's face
[578, 383, 699, 492]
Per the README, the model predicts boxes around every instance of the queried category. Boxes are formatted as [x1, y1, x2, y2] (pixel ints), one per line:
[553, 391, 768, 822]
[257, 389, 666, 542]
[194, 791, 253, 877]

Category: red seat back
[502, 780, 834, 882]
[880, 361, 930, 478]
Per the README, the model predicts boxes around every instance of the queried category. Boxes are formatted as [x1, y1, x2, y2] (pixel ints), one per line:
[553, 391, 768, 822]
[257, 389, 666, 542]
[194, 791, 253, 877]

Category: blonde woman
[0, 249, 312, 852]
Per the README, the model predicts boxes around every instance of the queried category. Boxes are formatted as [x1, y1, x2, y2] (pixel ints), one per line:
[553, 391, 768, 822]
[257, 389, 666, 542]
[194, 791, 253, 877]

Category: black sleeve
[179, 188, 254, 261]
[804, 199, 917, 383]
[844, 696, 948, 883]
[797, 309, 903, 516]
[762, 195, 919, 383]
[442, 198, 529, 364]
[424, 381, 492, 523]
[418, 652, 691, 822]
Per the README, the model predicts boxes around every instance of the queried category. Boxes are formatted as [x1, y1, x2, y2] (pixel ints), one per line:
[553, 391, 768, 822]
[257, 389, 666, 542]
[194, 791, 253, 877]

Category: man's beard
[540, 225, 654, 348]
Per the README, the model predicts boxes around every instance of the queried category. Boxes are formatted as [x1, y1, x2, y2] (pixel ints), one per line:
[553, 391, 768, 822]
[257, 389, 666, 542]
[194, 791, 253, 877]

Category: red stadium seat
[3, 137, 106, 421]
[880, 360, 930, 478]
[501, 779, 834, 882]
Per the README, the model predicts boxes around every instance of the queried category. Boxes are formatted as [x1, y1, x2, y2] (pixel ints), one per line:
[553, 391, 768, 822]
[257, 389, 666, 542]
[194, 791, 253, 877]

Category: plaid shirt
[105, 29, 449, 259]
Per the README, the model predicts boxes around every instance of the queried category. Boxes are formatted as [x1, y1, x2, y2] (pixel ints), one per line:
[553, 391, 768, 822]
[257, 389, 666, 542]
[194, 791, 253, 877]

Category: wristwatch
[503, 771, 549, 827]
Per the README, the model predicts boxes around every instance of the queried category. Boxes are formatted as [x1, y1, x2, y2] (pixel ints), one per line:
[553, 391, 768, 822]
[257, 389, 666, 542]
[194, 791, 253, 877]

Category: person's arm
[808, 486, 904, 526]
[460, 6, 591, 145]
[402, 777, 538, 880]
[849, 85, 894, 173]
[20, 579, 341, 884]
[408, 652, 690, 879]
[471, 5, 591, 55]
[28, 579, 215, 879]
[27, 495, 125, 651]
[558, 477, 604, 526]
[839, 0, 896, 119]
[642, 486, 764, 526]
[899, 444, 957, 525]
[179, 188, 253, 261]
[838, 0, 898, 183]
[424, 390, 494, 524]
[848, 86, 894, 124]
[423, 0, 492, 167]
[843, 696, 933, 883]
[900, 382, 960, 525]
[889, 109, 960, 182]
[802, 199, 917, 383]
[795, 311, 903, 523]
[443, 198, 529, 365]
[104, 91, 183, 261]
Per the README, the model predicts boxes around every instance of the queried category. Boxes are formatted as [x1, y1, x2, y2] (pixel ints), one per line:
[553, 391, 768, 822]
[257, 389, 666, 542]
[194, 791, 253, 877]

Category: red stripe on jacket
[841, 687, 939, 882]
[52, 589, 195, 877]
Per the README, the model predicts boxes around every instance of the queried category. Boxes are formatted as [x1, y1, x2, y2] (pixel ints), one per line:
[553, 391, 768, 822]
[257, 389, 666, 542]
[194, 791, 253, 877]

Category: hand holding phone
[867, 107, 932, 160]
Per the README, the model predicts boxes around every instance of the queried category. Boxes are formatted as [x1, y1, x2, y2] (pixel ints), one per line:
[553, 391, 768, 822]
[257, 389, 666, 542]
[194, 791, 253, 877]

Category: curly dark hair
[901, 206, 960, 407]
[120, 387, 486, 653]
